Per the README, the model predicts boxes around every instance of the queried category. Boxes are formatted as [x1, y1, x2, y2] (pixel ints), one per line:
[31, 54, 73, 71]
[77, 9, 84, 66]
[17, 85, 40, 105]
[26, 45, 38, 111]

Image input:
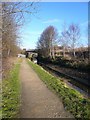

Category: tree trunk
[52, 46, 55, 59]
[73, 49, 76, 58]
[7, 49, 10, 56]
[63, 46, 65, 57]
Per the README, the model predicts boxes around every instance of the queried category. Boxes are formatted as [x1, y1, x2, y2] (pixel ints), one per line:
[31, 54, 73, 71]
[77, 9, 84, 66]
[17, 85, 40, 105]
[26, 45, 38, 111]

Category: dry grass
[2, 57, 18, 79]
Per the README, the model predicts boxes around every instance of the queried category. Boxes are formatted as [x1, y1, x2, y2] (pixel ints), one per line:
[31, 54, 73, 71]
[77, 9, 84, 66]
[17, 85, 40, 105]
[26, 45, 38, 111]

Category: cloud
[80, 21, 88, 27]
[21, 31, 41, 37]
[27, 31, 41, 35]
[79, 35, 88, 47]
[42, 19, 60, 24]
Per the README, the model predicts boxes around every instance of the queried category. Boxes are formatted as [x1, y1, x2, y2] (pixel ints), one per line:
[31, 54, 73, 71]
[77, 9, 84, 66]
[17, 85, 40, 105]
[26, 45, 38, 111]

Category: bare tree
[1, 2, 38, 58]
[88, 21, 90, 59]
[67, 23, 80, 58]
[37, 26, 58, 58]
[0, 3, 2, 79]
[59, 23, 70, 57]
[0, 2, 38, 78]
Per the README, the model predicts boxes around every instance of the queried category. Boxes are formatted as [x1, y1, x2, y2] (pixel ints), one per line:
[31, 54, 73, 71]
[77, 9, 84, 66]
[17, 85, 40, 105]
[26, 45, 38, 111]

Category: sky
[19, 2, 88, 50]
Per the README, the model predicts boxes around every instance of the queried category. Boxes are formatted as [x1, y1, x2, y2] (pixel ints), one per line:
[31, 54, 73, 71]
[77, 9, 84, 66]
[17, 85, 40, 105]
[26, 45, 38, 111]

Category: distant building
[54, 46, 63, 57]
[50, 45, 71, 58]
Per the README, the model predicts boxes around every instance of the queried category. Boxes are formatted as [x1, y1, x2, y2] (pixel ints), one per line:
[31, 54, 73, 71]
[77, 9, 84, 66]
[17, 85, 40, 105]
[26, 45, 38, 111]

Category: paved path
[19, 59, 74, 118]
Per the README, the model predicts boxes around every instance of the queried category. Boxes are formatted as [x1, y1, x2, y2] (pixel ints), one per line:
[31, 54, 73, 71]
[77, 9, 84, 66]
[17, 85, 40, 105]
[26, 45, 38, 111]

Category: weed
[2, 58, 21, 118]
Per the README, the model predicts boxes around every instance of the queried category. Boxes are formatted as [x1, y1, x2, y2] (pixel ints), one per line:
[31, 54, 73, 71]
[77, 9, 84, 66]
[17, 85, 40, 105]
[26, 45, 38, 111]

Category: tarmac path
[19, 59, 74, 118]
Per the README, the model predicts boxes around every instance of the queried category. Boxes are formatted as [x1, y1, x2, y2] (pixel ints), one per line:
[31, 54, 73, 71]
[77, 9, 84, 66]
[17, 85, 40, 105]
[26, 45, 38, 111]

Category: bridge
[25, 49, 38, 58]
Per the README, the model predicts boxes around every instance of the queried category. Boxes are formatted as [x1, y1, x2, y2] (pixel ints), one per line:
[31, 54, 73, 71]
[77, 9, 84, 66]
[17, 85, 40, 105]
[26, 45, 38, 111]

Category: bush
[50, 57, 89, 72]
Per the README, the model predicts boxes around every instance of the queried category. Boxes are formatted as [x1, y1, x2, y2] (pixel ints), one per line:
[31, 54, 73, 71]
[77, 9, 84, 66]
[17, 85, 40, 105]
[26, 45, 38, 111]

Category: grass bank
[27, 59, 90, 119]
[2, 58, 22, 118]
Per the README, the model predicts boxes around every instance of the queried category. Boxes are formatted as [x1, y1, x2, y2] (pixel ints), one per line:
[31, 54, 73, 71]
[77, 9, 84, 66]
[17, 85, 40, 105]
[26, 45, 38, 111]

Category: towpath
[19, 59, 74, 118]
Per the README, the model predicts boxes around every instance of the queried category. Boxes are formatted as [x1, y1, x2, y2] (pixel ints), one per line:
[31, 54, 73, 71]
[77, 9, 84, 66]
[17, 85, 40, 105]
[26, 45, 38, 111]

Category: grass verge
[2, 58, 22, 118]
[27, 59, 90, 119]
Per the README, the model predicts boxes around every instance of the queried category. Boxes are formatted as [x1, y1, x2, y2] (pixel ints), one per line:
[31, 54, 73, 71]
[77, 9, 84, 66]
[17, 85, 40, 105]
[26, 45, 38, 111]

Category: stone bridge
[26, 49, 38, 58]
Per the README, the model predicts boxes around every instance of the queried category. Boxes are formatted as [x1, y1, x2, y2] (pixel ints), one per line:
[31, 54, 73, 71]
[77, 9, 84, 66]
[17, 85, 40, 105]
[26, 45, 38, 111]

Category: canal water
[38, 63, 90, 99]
